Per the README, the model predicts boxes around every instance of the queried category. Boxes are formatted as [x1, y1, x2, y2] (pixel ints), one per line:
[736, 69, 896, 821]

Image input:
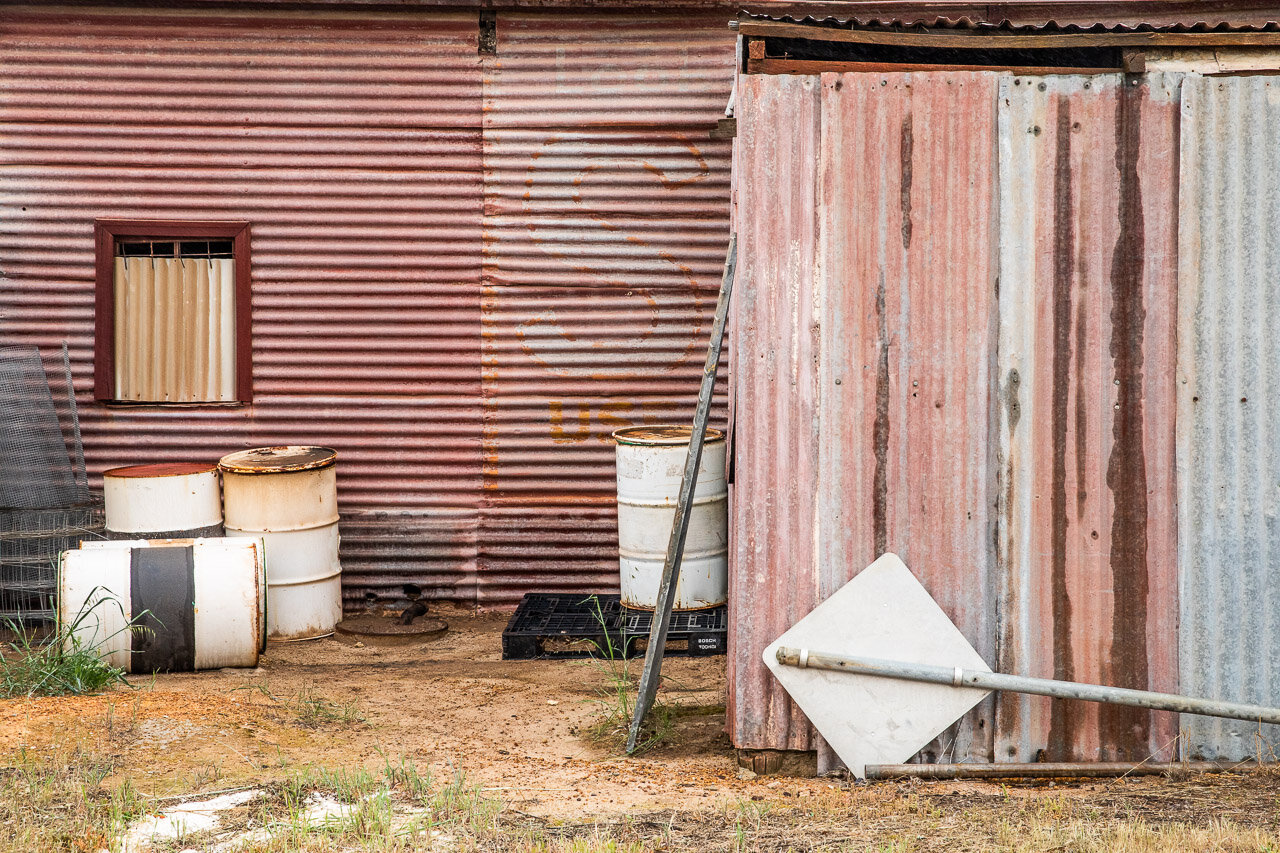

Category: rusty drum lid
[611, 425, 725, 447]
[103, 462, 218, 479]
[218, 445, 337, 474]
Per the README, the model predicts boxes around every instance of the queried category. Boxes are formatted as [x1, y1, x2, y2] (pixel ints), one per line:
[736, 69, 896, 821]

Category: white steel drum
[60, 538, 265, 672]
[612, 426, 728, 611]
[103, 463, 222, 538]
[219, 446, 342, 640]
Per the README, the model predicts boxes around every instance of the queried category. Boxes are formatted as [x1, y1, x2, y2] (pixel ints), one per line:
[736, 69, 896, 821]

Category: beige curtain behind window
[113, 257, 236, 402]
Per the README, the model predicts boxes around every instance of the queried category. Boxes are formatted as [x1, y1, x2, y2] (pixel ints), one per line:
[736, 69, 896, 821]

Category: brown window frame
[94, 218, 253, 403]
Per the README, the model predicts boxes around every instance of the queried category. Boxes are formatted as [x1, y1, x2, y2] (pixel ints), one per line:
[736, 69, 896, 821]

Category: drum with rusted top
[612, 426, 728, 611]
[103, 462, 223, 540]
[219, 446, 341, 640]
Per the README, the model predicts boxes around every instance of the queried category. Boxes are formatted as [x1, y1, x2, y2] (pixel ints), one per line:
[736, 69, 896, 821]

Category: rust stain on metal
[873, 271, 890, 558]
[1047, 96, 1078, 760]
[1074, 262, 1089, 521]
[995, 74, 1179, 763]
[1100, 77, 1150, 757]
[899, 114, 914, 250]
[732, 72, 998, 760]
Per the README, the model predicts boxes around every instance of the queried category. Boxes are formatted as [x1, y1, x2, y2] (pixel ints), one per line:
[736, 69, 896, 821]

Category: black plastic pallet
[502, 592, 727, 660]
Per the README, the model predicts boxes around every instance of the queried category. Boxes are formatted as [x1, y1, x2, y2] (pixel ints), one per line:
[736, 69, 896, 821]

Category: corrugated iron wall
[0, 4, 734, 606]
[730, 71, 1000, 760]
[479, 11, 733, 602]
[731, 69, 1270, 763]
[996, 74, 1181, 762]
[1177, 75, 1280, 761]
[730, 73, 824, 754]
[0, 6, 486, 605]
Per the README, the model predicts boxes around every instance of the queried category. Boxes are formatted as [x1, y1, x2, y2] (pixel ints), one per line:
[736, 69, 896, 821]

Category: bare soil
[4, 610, 1280, 850]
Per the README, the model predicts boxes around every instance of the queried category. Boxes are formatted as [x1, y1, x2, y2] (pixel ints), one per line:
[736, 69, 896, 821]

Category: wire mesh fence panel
[0, 346, 89, 509]
[0, 504, 106, 624]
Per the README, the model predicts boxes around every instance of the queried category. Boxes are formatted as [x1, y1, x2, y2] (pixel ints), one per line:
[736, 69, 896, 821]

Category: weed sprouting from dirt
[234, 682, 365, 729]
[576, 595, 674, 755]
[227, 758, 502, 851]
[293, 686, 364, 728]
[0, 590, 140, 699]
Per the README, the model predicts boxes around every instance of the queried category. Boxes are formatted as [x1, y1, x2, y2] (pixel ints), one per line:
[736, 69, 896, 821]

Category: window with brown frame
[94, 219, 252, 403]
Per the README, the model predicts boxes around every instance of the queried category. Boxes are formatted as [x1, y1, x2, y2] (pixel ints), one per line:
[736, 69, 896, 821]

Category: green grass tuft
[0, 590, 136, 699]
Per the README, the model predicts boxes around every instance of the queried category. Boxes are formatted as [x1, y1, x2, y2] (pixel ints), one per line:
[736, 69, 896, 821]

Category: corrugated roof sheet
[738, 2, 1280, 32]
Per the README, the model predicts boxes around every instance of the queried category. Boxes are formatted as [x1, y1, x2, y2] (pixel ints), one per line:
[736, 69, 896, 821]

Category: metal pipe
[865, 761, 1259, 781]
[776, 647, 1280, 726]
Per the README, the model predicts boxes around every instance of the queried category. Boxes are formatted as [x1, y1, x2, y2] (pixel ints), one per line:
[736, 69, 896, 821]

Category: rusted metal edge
[734, 20, 1280, 47]
[745, 57, 1121, 75]
[866, 761, 1261, 780]
[218, 445, 337, 474]
[733, 3, 1280, 33]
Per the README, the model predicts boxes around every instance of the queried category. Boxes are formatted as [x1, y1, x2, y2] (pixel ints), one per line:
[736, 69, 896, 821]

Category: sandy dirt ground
[4, 609, 1280, 844]
[0, 609, 750, 817]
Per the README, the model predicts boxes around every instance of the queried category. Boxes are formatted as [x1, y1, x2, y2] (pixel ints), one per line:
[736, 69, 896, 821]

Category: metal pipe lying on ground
[865, 762, 1259, 780]
[776, 647, 1280, 726]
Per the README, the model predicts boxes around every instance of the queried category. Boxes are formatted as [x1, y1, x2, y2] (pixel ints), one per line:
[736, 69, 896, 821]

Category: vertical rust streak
[900, 114, 914, 250]
[1048, 97, 1078, 760]
[1074, 280, 1089, 519]
[1101, 77, 1150, 759]
[873, 272, 890, 557]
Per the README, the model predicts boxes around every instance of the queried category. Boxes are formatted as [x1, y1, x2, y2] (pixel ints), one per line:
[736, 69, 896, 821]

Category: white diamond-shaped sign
[763, 553, 992, 778]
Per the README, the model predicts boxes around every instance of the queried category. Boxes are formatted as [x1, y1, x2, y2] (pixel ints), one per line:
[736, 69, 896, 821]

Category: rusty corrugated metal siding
[730, 71, 1000, 760]
[0, 6, 486, 603]
[730, 73, 823, 753]
[1, 4, 736, 607]
[1177, 75, 1280, 760]
[996, 74, 1181, 763]
[732, 70, 1189, 762]
[478, 11, 734, 603]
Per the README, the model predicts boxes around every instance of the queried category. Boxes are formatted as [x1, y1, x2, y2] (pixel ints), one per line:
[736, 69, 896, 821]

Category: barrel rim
[104, 462, 218, 479]
[611, 425, 726, 446]
[218, 445, 337, 474]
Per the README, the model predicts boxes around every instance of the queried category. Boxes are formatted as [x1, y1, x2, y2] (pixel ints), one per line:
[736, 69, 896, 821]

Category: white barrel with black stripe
[219, 446, 342, 640]
[58, 538, 265, 672]
[103, 463, 223, 540]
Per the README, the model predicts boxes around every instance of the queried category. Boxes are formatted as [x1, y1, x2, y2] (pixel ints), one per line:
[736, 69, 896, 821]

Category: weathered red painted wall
[0, 4, 735, 606]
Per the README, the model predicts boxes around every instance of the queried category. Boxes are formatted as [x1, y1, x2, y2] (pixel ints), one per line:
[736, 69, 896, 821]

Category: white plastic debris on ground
[115, 788, 455, 852]
[119, 789, 262, 851]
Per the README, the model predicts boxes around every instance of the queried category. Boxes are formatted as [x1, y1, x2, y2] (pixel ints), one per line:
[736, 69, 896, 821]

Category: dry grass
[0, 745, 146, 853]
[5, 743, 1280, 853]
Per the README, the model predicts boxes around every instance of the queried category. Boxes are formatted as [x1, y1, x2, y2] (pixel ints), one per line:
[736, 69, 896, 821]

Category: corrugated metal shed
[1177, 74, 1280, 761]
[730, 67, 1244, 763]
[731, 71, 1000, 760]
[996, 73, 1181, 762]
[0, 4, 735, 607]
